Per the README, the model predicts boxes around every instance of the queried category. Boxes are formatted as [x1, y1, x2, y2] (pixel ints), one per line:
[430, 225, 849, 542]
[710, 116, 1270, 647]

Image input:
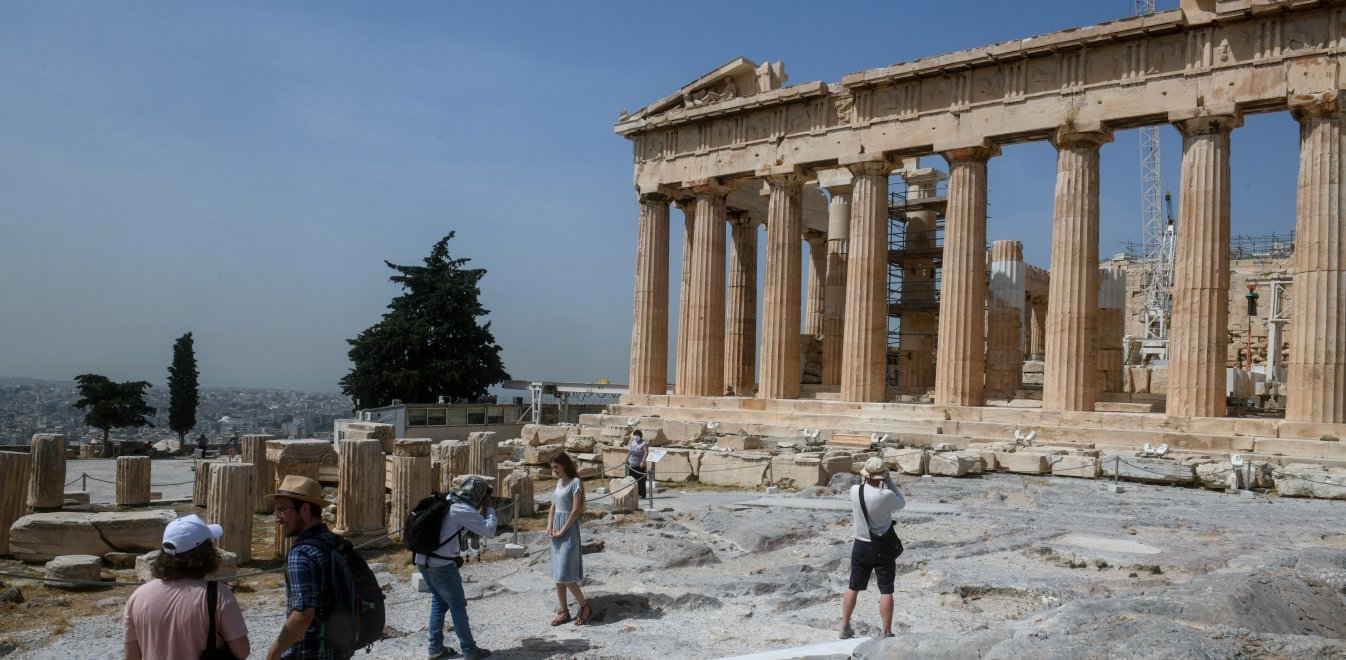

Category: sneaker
[840, 625, 855, 640]
[463, 650, 491, 660]
[428, 648, 459, 659]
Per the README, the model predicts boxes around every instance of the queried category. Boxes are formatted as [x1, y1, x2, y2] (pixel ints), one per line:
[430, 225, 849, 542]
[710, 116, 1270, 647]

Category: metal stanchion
[82, 473, 87, 491]
[648, 463, 656, 510]
[512, 498, 519, 545]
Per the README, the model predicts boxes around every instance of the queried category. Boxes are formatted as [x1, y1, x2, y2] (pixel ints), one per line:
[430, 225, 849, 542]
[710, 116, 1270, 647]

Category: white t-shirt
[849, 475, 906, 542]
[413, 498, 497, 568]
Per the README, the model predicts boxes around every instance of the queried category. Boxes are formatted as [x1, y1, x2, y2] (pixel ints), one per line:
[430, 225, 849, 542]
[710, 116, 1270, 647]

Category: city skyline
[0, 2, 1302, 391]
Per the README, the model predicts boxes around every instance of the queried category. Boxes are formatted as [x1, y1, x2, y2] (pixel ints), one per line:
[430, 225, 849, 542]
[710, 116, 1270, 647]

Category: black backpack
[404, 493, 465, 560]
[292, 535, 386, 654]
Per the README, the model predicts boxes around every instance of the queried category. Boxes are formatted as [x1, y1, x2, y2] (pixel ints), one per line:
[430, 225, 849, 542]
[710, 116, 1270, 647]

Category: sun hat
[265, 474, 331, 509]
[860, 456, 889, 479]
[162, 514, 223, 555]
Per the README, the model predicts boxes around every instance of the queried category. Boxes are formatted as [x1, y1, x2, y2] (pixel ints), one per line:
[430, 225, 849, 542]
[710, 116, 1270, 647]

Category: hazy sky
[0, 2, 1301, 393]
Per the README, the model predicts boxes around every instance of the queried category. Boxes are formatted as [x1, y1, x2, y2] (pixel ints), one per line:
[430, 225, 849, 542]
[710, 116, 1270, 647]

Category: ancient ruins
[608, 0, 1346, 477]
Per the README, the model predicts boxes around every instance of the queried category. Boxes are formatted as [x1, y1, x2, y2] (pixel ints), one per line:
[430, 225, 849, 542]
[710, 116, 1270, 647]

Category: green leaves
[167, 332, 199, 441]
[73, 373, 157, 457]
[340, 232, 510, 408]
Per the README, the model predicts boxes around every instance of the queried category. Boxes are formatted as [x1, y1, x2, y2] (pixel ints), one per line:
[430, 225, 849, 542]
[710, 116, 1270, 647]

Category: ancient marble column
[682, 180, 733, 396]
[207, 463, 253, 564]
[503, 470, 535, 517]
[28, 433, 66, 512]
[1168, 113, 1239, 418]
[986, 240, 1026, 398]
[468, 431, 498, 480]
[334, 439, 386, 543]
[1287, 97, 1346, 422]
[935, 145, 998, 407]
[0, 451, 33, 555]
[436, 440, 470, 492]
[1028, 297, 1047, 361]
[1043, 128, 1111, 412]
[267, 439, 337, 557]
[1097, 267, 1127, 393]
[759, 171, 806, 400]
[674, 198, 695, 396]
[897, 168, 942, 392]
[115, 456, 152, 506]
[839, 155, 893, 402]
[390, 439, 432, 542]
[193, 459, 217, 507]
[819, 176, 853, 387]
[805, 232, 827, 337]
[241, 434, 275, 514]
[630, 191, 671, 396]
[724, 212, 759, 396]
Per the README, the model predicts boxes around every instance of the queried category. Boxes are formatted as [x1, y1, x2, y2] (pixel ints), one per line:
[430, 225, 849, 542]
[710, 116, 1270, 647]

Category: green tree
[73, 374, 156, 458]
[167, 332, 199, 444]
[341, 232, 510, 408]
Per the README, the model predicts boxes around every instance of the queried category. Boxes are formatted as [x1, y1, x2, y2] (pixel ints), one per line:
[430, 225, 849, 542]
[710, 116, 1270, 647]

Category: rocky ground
[3, 467, 1346, 659]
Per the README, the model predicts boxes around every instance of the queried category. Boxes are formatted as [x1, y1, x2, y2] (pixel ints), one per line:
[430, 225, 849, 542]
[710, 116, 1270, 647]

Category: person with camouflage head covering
[414, 475, 497, 659]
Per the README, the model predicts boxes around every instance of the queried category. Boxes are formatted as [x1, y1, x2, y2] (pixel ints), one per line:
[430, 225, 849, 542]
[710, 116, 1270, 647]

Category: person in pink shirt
[123, 514, 251, 659]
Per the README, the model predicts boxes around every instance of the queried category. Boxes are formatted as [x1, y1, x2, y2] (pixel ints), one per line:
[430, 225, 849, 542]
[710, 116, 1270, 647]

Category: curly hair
[152, 539, 220, 581]
[550, 451, 579, 480]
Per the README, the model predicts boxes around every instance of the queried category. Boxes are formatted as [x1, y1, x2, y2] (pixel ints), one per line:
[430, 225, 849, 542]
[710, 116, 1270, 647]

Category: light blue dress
[550, 477, 584, 584]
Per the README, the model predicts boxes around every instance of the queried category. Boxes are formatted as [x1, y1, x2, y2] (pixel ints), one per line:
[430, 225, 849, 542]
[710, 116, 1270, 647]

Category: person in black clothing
[196, 434, 209, 459]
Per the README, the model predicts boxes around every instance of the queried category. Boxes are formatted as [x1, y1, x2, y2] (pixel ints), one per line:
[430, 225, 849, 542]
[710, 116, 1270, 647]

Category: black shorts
[848, 538, 896, 594]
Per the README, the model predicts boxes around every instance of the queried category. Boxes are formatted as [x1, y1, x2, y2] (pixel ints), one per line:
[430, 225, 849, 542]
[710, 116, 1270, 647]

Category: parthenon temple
[611, 0, 1346, 465]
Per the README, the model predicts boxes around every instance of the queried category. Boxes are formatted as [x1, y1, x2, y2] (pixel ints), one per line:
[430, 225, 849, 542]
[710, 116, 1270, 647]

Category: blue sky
[0, 2, 1300, 392]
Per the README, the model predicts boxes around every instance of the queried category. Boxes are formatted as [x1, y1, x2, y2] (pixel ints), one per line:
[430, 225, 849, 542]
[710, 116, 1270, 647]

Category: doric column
[898, 168, 943, 391]
[27, 433, 66, 512]
[682, 180, 733, 396]
[206, 463, 253, 563]
[267, 439, 338, 557]
[1043, 127, 1112, 412]
[0, 451, 33, 556]
[1288, 96, 1346, 422]
[1029, 297, 1046, 361]
[468, 431, 498, 479]
[935, 145, 998, 407]
[193, 459, 217, 507]
[435, 440, 469, 492]
[115, 456, 152, 506]
[1097, 267, 1127, 393]
[504, 470, 535, 517]
[390, 439, 432, 542]
[334, 438, 386, 543]
[724, 212, 759, 396]
[674, 198, 695, 394]
[630, 191, 671, 396]
[241, 434, 275, 514]
[839, 154, 893, 402]
[987, 240, 1026, 398]
[819, 175, 854, 387]
[1168, 112, 1239, 418]
[804, 232, 827, 337]
[759, 170, 806, 400]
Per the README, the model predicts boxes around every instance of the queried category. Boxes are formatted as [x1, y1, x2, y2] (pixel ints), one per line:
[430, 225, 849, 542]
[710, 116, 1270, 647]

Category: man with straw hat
[840, 456, 907, 640]
[263, 475, 349, 660]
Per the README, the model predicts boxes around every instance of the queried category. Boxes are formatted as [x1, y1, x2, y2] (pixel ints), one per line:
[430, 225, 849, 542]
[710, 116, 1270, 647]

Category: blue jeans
[419, 563, 477, 656]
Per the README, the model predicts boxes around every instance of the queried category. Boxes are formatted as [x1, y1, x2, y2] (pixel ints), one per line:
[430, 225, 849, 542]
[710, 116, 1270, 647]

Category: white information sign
[647, 447, 669, 463]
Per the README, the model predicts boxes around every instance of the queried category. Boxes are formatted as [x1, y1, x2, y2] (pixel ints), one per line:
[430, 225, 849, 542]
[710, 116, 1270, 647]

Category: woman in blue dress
[547, 452, 591, 626]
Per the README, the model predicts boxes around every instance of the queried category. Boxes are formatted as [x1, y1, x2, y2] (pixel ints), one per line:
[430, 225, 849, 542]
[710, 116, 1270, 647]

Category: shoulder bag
[858, 483, 904, 562]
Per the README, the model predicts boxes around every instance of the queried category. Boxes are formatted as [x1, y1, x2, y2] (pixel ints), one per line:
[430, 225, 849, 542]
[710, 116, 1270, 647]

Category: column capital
[727, 209, 760, 227]
[938, 140, 1000, 164]
[685, 178, 738, 197]
[637, 183, 680, 201]
[1050, 125, 1114, 150]
[803, 229, 827, 245]
[815, 167, 855, 193]
[638, 190, 671, 204]
[839, 152, 894, 177]
[900, 167, 943, 189]
[758, 165, 811, 188]
[1170, 107, 1242, 136]
[1289, 91, 1343, 120]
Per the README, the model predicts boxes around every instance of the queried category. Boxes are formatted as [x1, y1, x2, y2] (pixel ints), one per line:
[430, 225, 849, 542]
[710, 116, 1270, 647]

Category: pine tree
[73, 374, 156, 458]
[341, 232, 510, 408]
[167, 332, 199, 445]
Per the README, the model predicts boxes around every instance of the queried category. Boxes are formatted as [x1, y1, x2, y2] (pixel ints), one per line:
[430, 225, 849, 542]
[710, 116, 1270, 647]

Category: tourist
[414, 475, 498, 660]
[123, 514, 250, 659]
[264, 475, 349, 660]
[547, 452, 591, 626]
[626, 429, 650, 498]
[840, 457, 906, 639]
[196, 433, 209, 459]
[227, 434, 241, 462]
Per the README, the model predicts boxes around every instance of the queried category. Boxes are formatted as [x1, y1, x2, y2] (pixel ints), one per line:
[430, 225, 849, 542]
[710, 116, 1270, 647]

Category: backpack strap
[857, 482, 876, 537]
[204, 580, 219, 653]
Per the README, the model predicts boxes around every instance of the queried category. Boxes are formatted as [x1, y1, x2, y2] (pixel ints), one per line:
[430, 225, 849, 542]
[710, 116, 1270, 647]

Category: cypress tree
[167, 332, 199, 445]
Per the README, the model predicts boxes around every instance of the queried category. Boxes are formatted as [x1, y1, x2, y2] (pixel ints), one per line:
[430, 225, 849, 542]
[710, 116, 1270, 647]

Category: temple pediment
[623, 57, 786, 123]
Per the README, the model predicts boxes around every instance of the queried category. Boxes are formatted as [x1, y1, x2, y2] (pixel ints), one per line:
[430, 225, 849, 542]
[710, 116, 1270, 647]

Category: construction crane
[1134, 0, 1175, 361]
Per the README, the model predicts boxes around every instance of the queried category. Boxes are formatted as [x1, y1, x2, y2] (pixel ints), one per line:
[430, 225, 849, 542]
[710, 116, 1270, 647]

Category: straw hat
[265, 475, 331, 508]
[860, 456, 889, 479]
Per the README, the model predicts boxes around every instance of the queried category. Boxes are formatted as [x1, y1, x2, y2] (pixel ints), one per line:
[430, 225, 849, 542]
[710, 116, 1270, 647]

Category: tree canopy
[340, 232, 509, 408]
[167, 332, 199, 442]
[73, 373, 156, 457]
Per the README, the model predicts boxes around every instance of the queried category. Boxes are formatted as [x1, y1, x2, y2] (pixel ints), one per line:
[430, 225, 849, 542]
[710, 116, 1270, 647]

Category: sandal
[574, 603, 592, 626]
[550, 608, 571, 626]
